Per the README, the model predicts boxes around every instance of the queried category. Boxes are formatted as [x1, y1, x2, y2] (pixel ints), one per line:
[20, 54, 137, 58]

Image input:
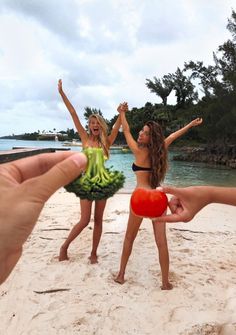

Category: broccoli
[65, 147, 125, 200]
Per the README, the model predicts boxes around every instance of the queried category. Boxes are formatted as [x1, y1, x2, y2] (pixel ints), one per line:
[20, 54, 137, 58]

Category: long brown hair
[145, 121, 168, 188]
[88, 114, 110, 158]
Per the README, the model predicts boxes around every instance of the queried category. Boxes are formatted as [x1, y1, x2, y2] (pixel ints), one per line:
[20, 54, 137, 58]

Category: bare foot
[114, 274, 125, 285]
[161, 282, 173, 290]
[89, 254, 98, 264]
[59, 246, 69, 261]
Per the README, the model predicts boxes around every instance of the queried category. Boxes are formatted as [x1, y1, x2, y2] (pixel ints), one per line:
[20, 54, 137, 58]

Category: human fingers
[21, 153, 87, 202]
[58, 79, 63, 93]
[154, 209, 193, 223]
[153, 201, 193, 222]
[2, 151, 77, 183]
[117, 103, 123, 113]
[193, 117, 203, 126]
[160, 186, 182, 198]
[168, 196, 181, 214]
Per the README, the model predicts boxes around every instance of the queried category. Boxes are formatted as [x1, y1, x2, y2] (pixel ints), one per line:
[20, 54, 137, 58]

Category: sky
[0, 0, 235, 136]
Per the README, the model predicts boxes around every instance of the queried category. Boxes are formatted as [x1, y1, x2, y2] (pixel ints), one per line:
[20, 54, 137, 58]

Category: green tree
[84, 106, 103, 121]
[146, 74, 174, 106]
[66, 128, 79, 140]
[172, 67, 198, 108]
[184, 61, 218, 97]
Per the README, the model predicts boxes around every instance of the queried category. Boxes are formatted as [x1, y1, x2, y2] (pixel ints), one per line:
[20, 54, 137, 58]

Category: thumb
[25, 153, 87, 201]
[161, 186, 180, 197]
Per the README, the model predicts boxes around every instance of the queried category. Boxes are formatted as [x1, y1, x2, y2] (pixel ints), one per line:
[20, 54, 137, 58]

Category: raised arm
[58, 79, 87, 142]
[164, 118, 203, 148]
[118, 103, 139, 153]
[108, 114, 121, 146]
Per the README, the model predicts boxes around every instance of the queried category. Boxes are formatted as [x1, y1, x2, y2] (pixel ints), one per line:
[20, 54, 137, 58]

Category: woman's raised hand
[189, 118, 203, 127]
[58, 79, 63, 95]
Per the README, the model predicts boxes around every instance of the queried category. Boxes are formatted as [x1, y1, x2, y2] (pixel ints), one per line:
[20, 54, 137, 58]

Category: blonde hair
[88, 114, 110, 158]
[145, 121, 168, 188]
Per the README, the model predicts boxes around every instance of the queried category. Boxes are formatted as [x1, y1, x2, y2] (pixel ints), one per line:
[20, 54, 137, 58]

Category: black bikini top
[132, 162, 151, 172]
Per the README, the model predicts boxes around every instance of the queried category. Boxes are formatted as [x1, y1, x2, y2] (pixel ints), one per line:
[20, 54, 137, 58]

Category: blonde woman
[58, 79, 121, 263]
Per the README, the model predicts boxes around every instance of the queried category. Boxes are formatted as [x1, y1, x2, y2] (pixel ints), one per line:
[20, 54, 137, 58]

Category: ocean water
[1, 139, 236, 190]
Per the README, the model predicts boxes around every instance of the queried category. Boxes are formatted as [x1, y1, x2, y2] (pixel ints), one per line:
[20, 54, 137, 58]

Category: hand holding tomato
[130, 188, 168, 218]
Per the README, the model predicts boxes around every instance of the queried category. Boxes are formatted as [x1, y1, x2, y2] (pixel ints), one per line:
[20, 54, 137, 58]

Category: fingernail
[70, 153, 87, 168]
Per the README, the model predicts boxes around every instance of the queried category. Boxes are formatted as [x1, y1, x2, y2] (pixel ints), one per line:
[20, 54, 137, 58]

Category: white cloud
[0, 0, 235, 136]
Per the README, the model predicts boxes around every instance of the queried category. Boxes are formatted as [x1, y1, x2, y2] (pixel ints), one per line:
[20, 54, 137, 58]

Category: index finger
[154, 207, 193, 223]
[1, 151, 76, 183]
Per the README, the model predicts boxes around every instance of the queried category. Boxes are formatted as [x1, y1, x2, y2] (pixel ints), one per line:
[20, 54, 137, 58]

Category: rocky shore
[172, 145, 236, 169]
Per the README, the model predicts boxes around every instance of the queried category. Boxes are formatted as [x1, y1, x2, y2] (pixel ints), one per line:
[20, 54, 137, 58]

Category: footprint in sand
[113, 210, 127, 215]
[180, 323, 222, 335]
[73, 317, 88, 327]
[179, 248, 192, 253]
[82, 268, 96, 281]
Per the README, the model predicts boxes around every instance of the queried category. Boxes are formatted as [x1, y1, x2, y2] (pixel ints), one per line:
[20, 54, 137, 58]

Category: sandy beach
[0, 188, 236, 335]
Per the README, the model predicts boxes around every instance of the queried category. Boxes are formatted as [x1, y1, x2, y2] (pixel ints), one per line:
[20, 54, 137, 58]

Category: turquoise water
[1, 139, 236, 190]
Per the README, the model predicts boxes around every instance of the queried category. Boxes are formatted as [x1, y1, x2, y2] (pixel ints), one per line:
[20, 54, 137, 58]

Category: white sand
[0, 189, 236, 335]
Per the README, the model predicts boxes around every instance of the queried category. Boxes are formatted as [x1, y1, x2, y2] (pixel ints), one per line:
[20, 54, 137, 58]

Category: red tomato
[130, 188, 168, 218]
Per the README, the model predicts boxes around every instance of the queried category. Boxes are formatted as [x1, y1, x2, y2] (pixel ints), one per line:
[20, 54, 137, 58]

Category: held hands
[117, 102, 128, 113]
[189, 118, 203, 127]
[0, 152, 87, 284]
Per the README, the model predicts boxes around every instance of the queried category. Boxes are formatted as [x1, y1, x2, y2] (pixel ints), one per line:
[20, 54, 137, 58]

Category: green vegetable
[65, 147, 125, 200]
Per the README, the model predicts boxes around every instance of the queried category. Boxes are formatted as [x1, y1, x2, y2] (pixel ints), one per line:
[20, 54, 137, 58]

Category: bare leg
[115, 211, 143, 284]
[89, 199, 107, 264]
[152, 220, 173, 290]
[59, 199, 92, 261]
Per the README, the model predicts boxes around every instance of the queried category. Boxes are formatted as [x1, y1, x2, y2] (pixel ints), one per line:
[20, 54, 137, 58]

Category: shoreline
[1, 140, 236, 184]
[1, 138, 236, 169]
[171, 145, 236, 169]
[0, 189, 236, 334]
